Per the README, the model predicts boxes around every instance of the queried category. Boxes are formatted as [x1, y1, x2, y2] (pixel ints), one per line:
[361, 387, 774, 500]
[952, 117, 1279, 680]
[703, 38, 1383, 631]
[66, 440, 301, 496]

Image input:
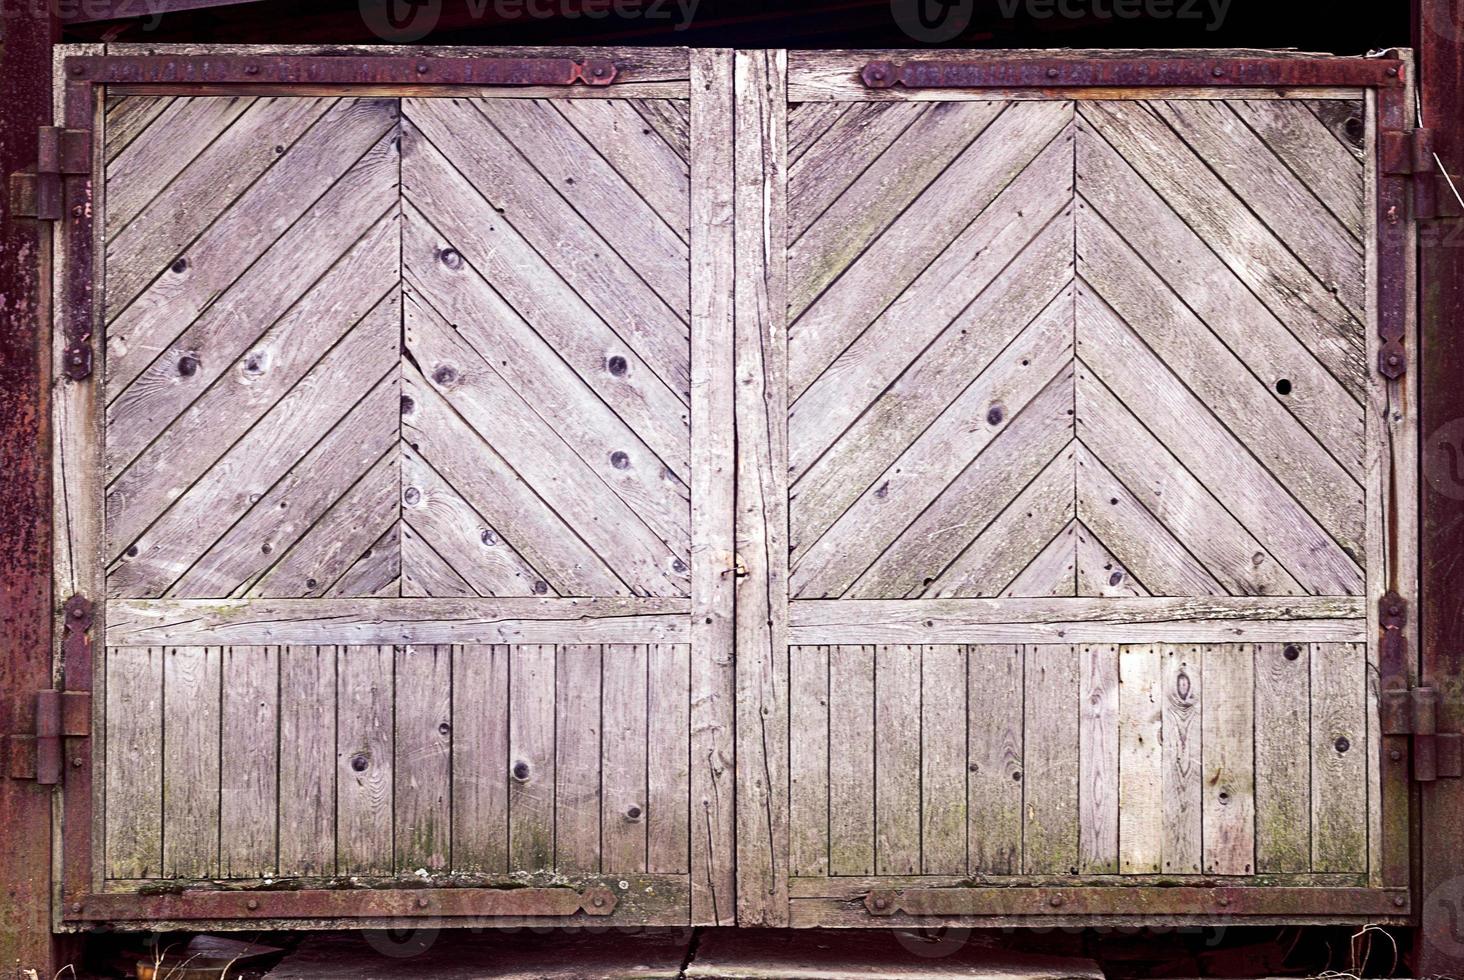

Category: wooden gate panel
[102, 642, 692, 882]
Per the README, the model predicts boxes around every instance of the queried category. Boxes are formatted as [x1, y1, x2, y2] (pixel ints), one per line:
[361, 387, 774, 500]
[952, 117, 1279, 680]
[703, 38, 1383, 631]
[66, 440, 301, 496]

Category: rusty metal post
[0, 3, 60, 979]
[1419, 0, 1464, 974]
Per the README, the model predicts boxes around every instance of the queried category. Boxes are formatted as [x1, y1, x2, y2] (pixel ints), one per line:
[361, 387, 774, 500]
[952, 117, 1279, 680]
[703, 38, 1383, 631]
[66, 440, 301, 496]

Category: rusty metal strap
[861, 58, 1405, 90]
[865, 886, 1409, 917]
[68, 886, 618, 921]
[65, 55, 618, 86]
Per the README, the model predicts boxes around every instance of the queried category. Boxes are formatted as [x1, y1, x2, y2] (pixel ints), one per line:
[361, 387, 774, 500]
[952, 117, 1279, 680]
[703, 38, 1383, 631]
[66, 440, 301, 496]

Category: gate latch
[1381, 126, 1464, 222]
[6, 125, 91, 222]
[6, 690, 91, 785]
[1382, 686, 1462, 782]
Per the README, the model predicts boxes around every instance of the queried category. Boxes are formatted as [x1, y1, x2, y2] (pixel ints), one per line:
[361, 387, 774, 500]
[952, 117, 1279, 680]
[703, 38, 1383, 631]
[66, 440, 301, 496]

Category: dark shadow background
[62, 0, 1409, 55]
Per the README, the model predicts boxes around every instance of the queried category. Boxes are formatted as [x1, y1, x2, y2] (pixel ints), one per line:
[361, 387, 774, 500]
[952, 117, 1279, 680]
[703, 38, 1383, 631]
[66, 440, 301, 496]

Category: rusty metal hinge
[6, 691, 91, 785]
[1381, 126, 1463, 222]
[1378, 592, 1461, 781]
[6, 125, 91, 222]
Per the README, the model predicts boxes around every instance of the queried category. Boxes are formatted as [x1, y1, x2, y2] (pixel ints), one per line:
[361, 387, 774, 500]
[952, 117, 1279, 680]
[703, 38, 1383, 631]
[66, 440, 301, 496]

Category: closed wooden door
[731, 52, 1417, 926]
[61, 48, 738, 928]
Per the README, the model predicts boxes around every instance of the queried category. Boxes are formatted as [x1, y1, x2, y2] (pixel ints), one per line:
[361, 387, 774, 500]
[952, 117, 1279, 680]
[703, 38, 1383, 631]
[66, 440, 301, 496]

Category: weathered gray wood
[220, 645, 279, 878]
[162, 646, 221, 878]
[554, 644, 602, 874]
[688, 46, 737, 926]
[452, 645, 509, 873]
[1075, 523, 1150, 599]
[1005, 524, 1079, 598]
[968, 645, 1024, 874]
[1023, 645, 1080, 874]
[328, 525, 400, 598]
[1201, 646, 1255, 875]
[1255, 641, 1311, 873]
[401, 523, 476, 599]
[107, 597, 691, 646]
[1161, 645, 1204, 874]
[336, 645, 393, 876]
[556, 99, 691, 243]
[1079, 644, 1119, 874]
[1311, 642, 1367, 872]
[278, 645, 336, 877]
[789, 645, 829, 878]
[105, 647, 163, 879]
[922, 645, 967, 875]
[601, 643, 648, 873]
[1117, 645, 1162, 874]
[788, 101, 925, 240]
[787, 101, 847, 165]
[647, 643, 691, 875]
[828, 645, 875, 876]
[105, 94, 173, 164]
[509, 644, 555, 872]
[875, 644, 920, 876]
[395, 644, 452, 872]
[732, 47, 789, 927]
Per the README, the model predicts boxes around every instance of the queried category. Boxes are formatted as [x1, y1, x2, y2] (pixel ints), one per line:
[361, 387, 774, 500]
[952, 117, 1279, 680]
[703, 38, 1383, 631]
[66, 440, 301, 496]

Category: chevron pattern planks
[787, 99, 1367, 601]
[102, 96, 691, 600]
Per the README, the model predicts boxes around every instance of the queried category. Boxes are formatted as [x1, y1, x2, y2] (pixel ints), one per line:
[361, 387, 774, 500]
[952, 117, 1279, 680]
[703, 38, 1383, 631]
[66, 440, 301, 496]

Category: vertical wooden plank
[509, 643, 556, 872]
[1023, 644, 1080, 875]
[278, 644, 336, 877]
[1118, 644, 1162, 874]
[1080, 644, 1119, 873]
[875, 644, 920, 876]
[689, 45, 738, 926]
[1254, 641, 1311, 872]
[789, 645, 829, 877]
[161, 646, 221, 878]
[968, 644, 1023, 874]
[395, 644, 451, 873]
[922, 645, 966, 875]
[1311, 642, 1367, 871]
[220, 645, 278, 878]
[105, 647, 163, 879]
[451, 644, 509, 873]
[554, 644, 601, 874]
[1161, 644, 1203, 874]
[732, 46, 789, 927]
[336, 644, 393, 876]
[828, 644, 875, 876]
[647, 642, 691, 874]
[1202, 644, 1255, 875]
[602, 643, 648, 873]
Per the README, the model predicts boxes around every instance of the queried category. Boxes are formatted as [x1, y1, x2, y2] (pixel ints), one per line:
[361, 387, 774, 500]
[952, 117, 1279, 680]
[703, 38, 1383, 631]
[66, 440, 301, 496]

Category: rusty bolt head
[417, 896, 430, 908]
[1217, 895, 1230, 907]
[1390, 748, 1403, 761]
[1048, 894, 1064, 907]
[1212, 66, 1225, 77]
[1047, 67, 1060, 78]
[417, 62, 430, 74]
[72, 757, 83, 768]
[593, 895, 607, 907]
[70, 64, 85, 76]
[593, 65, 608, 77]
[1387, 66, 1400, 77]
[247, 898, 260, 910]
[1394, 894, 1407, 907]
[872, 896, 889, 911]
[71, 902, 83, 913]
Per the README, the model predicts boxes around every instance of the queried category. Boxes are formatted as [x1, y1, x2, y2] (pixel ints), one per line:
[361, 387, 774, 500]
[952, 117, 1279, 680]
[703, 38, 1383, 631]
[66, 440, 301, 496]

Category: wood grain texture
[829, 644, 876, 876]
[451, 645, 509, 873]
[336, 644, 393, 876]
[1079, 644, 1120, 873]
[220, 646, 279, 878]
[968, 645, 1024, 874]
[789, 645, 830, 878]
[1118, 645, 1162, 874]
[278, 645, 336, 876]
[922, 645, 968, 875]
[162, 646, 221, 878]
[1202, 646, 1255, 875]
[1024, 645, 1080, 874]
[1255, 642, 1311, 872]
[106, 648, 163, 879]
[875, 644, 920, 876]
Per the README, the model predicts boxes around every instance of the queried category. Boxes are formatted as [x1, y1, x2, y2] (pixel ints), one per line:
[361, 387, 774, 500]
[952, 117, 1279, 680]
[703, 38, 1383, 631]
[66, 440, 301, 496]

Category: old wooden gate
[38, 46, 1420, 931]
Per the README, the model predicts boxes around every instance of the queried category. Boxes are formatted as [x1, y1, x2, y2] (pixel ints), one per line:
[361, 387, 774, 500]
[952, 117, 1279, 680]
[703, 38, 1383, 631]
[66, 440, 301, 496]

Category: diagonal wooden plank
[789, 101, 1071, 394]
[555, 99, 690, 243]
[105, 95, 173, 164]
[403, 106, 690, 400]
[1304, 100, 1365, 161]
[104, 96, 340, 322]
[1077, 290, 1362, 596]
[1150, 100, 1364, 317]
[1004, 522, 1078, 598]
[1079, 101, 1366, 396]
[404, 290, 687, 597]
[106, 126, 400, 475]
[106, 95, 254, 238]
[108, 308, 400, 596]
[1075, 522, 1151, 599]
[161, 367, 400, 599]
[106, 210, 398, 487]
[789, 101, 927, 241]
[327, 523, 400, 598]
[787, 101, 848, 165]
[1077, 126, 1365, 452]
[249, 446, 401, 598]
[1076, 364, 1305, 597]
[403, 367, 626, 598]
[1076, 445, 1223, 598]
[1227, 100, 1366, 239]
[631, 98, 689, 165]
[476, 98, 689, 317]
[845, 365, 1076, 600]
[790, 131, 1075, 481]
[788, 100, 1006, 323]
[401, 442, 551, 598]
[796, 219, 1071, 565]
[402, 200, 691, 541]
[402, 522, 477, 598]
[928, 444, 1076, 598]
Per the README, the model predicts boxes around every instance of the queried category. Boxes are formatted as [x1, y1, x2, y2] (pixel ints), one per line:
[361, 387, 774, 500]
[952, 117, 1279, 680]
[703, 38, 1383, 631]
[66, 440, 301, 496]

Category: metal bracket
[1378, 592, 1459, 781]
[6, 691, 91, 785]
[1381, 126, 1463, 224]
[7, 125, 90, 222]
